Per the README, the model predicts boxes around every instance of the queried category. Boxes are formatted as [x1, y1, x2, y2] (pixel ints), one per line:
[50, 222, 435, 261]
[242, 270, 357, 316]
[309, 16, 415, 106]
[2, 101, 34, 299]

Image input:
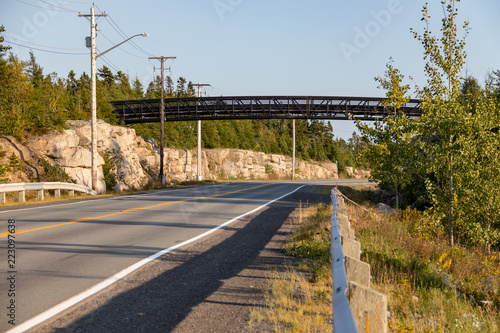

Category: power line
[37, 0, 79, 12]
[15, 0, 76, 12]
[4, 40, 88, 55]
[96, 49, 121, 73]
[105, 13, 152, 56]
[60, 0, 92, 4]
[94, 5, 153, 58]
[4, 35, 86, 51]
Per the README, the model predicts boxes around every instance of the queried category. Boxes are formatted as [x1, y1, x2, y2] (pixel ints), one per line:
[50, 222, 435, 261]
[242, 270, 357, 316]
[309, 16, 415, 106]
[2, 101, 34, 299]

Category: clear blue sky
[2, 0, 500, 139]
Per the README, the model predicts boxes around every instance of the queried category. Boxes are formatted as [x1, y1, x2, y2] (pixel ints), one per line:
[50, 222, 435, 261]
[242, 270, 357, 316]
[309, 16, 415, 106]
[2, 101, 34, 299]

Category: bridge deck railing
[112, 96, 422, 124]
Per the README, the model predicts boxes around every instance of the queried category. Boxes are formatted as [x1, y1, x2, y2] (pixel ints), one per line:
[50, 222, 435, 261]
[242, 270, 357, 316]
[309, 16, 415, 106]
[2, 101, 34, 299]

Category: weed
[102, 152, 117, 191]
[265, 164, 274, 174]
[39, 158, 72, 182]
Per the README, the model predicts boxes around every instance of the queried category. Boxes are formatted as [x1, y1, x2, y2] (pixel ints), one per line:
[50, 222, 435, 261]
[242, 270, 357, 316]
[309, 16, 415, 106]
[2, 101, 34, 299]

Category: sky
[2, 0, 500, 140]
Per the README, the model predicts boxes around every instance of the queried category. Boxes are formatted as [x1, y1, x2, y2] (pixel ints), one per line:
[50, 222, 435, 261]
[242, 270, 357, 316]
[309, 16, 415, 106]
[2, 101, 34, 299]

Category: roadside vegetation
[342, 185, 499, 332]
[249, 201, 334, 332]
[358, 1, 500, 250]
[250, 185, 499, 332]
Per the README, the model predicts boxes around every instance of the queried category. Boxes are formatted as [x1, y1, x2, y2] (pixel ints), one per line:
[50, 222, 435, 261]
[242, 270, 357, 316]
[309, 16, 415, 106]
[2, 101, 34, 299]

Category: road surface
[0, 179, 370, 332]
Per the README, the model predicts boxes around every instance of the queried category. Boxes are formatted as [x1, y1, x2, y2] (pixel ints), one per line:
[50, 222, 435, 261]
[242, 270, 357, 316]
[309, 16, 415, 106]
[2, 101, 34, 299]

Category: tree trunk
[448, 153, 454, 247]
[395, 182, 399, 210]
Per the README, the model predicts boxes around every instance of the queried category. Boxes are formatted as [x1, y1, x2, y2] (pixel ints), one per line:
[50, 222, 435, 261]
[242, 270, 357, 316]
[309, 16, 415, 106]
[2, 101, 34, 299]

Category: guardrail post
[69, 190, 75, 196]
[54, 189, 61, 198]
[0, 192, 5, 205]
[18, 191, 25, 203]
[38, 189, 44, 201]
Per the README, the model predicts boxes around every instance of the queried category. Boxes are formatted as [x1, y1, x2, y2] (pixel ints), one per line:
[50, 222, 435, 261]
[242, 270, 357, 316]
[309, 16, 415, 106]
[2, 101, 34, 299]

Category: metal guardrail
[0, 182, 96, 204]
[331, 189, 357, 333]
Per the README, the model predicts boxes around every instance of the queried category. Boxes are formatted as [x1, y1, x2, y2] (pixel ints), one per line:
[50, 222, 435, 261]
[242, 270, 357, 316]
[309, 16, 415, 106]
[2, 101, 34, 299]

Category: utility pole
[192, 83, 210, 181]
[80, 5, 147, 192]
[79, 5, 107, 192]
[148, 56, 176, 185]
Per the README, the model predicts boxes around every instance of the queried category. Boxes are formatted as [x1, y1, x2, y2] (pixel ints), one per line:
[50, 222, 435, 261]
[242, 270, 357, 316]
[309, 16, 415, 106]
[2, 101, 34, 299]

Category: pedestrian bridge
[112, 96, 421, 124]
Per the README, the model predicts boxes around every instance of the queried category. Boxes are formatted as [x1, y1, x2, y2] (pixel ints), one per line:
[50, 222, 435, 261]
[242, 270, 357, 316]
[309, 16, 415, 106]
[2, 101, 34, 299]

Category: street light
[88, 29, 147, 192]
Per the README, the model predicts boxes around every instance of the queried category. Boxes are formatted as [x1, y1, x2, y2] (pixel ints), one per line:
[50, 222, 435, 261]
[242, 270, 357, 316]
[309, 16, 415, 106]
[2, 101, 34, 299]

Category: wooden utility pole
[192, 83, 210, 181]
[148, 56, 176, 185]
[79, 6, 107, 192]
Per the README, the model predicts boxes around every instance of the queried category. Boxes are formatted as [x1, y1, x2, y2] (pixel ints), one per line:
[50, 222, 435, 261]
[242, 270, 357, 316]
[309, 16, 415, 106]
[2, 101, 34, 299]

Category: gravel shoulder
[30, 186, 329, 333]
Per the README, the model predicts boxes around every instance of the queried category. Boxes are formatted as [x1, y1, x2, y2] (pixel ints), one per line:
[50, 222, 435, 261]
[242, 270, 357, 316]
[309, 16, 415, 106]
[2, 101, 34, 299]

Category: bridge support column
[197, 119, 202, 181]
[292, 119, 296, 180]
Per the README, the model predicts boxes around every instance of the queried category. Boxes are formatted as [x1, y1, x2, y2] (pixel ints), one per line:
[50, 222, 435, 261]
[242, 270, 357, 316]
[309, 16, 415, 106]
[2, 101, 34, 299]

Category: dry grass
[249, 202, 333, 332]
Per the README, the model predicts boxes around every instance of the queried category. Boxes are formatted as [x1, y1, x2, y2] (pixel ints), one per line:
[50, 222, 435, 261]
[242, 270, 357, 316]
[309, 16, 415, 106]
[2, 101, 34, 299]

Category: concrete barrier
[347, 282, 388, 333]
[344, 256, 370, 286]
[341, 237, 361, 260]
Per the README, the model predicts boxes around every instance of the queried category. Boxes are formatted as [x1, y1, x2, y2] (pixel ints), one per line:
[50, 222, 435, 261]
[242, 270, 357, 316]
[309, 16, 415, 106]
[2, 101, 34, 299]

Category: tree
[0, 25, 11, 57]
[358, 58, 414, 209]
[360, 1, 500, 249]
[411, 0, 470, 247]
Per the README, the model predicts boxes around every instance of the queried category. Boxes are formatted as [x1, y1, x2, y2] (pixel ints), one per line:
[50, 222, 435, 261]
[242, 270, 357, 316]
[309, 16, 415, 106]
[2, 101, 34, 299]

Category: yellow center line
[1, 183, 273, 238]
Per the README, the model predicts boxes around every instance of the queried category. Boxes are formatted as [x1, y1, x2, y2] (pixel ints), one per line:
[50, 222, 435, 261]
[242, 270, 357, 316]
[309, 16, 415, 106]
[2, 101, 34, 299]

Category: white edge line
[6, 184, 306, 333]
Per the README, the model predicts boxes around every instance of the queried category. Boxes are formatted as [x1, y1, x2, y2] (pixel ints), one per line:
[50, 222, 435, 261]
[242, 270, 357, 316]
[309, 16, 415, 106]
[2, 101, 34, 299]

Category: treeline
[0, 25, 363, 167]
[358, 2, 500, 249]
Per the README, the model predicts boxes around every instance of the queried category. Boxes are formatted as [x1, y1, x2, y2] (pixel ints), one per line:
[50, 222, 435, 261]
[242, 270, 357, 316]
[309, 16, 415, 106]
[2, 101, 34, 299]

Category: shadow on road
[49, 190, 327, 332]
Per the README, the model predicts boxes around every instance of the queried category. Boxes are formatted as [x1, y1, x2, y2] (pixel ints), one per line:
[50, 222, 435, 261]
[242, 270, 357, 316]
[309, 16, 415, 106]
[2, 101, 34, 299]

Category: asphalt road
[0, 179, 370, 332]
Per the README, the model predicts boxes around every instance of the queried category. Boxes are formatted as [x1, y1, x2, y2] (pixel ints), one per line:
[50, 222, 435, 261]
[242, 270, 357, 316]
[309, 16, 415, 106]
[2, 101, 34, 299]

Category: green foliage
[102, 152, 117, 191]
[0, 25, 11, 56]
[8, 153, 22, 171]
[358, 1, 500, 248]
[39, 158, 71, 182]
[0, 146, 8, 183]
[347, 196, 500, 332]
[285, 202, 332, 281]
[375, 57, 410, 111]
[264, 163, 273, 174]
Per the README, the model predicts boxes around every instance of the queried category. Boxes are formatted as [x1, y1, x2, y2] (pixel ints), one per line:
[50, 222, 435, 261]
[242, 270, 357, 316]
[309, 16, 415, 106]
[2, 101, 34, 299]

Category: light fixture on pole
[80, 6, 148, 192]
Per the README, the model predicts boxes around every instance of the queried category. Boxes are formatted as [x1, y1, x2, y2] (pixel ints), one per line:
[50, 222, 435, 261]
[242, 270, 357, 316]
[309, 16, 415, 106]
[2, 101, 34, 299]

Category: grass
[249, 201, 334, 332]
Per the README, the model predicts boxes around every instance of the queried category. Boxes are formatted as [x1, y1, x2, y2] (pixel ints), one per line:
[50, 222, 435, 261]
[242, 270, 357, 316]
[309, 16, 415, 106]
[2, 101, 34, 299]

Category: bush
[102, 152, 117, 191]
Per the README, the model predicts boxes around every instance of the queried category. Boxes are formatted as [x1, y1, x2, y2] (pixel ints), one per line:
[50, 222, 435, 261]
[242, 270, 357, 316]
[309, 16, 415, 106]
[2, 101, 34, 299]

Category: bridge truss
[112, 96, 422, 124]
